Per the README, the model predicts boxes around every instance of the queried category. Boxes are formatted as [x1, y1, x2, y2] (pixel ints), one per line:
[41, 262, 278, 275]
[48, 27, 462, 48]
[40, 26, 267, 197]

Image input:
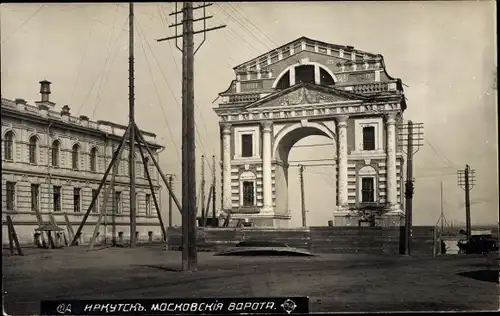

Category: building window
[362, 126, 376, 151]
[4, 131, 14, 161]
[92, 189, 99, 213]
[145, 194, 152, 215]
[320, 68, 335, 85]
[72, 144, 80, 169]
[29, 135, 38, 164]
[51, 140, 60, 167]
[276, 71, 290, 89]
[73, 188, 81, 213]
[6, 182, 16, 211]
[361, 177, 375, 203]
[295, 65, 315, 84]
[90, 147, 98, 172]
[53, 186, 62, 212]
[241, 134, 253, 157]
[242, 181, 255, 206]
[114, 191, 122, 214]
[143, 156, 149, 178]
[31, 184, 40, 211]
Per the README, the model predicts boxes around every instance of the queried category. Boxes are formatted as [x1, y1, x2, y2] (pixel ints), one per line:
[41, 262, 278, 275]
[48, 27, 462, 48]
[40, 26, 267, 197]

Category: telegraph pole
[398, 120, 424, 256]
[168, 175, 174, 227]
[299, 165, 307, 227]
[458, 165, 476, 240]
[440, 181, 444, 233]
[200, 155, 206, 226]
[158, 2, 226, 272]
[128, 2, 137, 248]
[212, 155, 217, 225]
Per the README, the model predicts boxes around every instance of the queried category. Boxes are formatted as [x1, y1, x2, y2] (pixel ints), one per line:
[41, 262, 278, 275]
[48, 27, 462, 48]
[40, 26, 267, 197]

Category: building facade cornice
[1, 101, 163, 150]
[215, 101, 402, 124]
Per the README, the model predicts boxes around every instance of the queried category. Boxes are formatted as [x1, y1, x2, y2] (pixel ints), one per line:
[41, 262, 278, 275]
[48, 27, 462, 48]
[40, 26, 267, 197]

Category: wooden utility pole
[168, 175, 173, 227]
[464, 166, 471, 239]
[158, 2, 226, 272]
[128, 2, 137, 248]
[458, 165, 475, 240]
[440, 181, 444, 233]
[299, 165, 307, 227]
[398, 120, 424, 256]
[211, 155, 216, 225]
[200, 155, 206, 226]
[404, 121, 413, 255]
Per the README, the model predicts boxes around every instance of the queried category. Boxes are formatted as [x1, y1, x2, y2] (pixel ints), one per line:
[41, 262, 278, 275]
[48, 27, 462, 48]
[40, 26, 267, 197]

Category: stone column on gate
[337, 115, 349, 211]
[221, 123, 232, 211]
[261, 121, 273, 211]
[385, 112, 399, 211]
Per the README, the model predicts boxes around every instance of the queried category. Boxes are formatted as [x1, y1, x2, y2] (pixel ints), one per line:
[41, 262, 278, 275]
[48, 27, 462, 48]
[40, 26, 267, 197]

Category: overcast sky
[1, 1, 497, 227]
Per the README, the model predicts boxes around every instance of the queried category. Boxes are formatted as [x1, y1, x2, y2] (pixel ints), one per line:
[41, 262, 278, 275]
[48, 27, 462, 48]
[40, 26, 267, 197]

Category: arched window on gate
[358, 166, 378, 204]
[239, 171, 257, 207]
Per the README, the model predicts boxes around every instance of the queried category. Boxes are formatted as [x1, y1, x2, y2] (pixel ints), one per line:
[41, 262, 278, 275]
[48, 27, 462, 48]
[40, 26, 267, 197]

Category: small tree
[345, 204, 391, 227]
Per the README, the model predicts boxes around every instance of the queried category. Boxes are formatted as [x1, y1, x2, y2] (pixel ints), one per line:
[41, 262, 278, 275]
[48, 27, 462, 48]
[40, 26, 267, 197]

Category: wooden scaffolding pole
[71, 124, 131, 246]
[136, 130, 167, 241]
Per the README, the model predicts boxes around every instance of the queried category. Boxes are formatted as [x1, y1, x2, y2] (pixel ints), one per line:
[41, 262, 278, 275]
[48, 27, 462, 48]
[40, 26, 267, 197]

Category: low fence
[167, 227, 311, 252]
[166, 226, 443, 256]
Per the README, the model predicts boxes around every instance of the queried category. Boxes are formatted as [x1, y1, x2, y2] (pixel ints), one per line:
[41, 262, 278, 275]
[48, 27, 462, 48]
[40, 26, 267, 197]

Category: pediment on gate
[244, 82, 368, 110]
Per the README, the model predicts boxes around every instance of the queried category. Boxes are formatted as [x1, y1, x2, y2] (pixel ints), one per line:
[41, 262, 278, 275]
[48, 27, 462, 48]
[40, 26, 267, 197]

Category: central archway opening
[273, 123, 337, 227]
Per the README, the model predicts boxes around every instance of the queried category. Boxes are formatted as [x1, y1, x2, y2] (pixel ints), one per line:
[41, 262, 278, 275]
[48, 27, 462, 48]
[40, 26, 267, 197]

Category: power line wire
[1, 5, 45, 44]
[214, 3, 273, 52]
[77, 17, 128, 116]
[228, 3, 278, 47]
[136, 19, 181, 164]
[425, 139, 457, 168]
[70, 18, 97, 102]
[95, 4, 121, 102]
[90, 19, 129, 119]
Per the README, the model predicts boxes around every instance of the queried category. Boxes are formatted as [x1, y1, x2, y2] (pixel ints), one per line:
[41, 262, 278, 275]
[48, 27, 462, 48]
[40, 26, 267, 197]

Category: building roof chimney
[35, 79, 56, 110]
[40, 80, 51, 102]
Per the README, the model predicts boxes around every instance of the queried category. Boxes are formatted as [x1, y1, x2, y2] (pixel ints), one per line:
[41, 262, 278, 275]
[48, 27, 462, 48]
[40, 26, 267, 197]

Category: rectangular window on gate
[53, 186, 62, 212]
[6, 182, 16, 211]
[361, 177, 375, 203]
[241, 134, 253, 157]
[242, 181, 255, 206]
[31, 184, 40, 211]
[362, 126, 376, 151]
[92, 189, 99, 213]
[73, 188, 81, 213]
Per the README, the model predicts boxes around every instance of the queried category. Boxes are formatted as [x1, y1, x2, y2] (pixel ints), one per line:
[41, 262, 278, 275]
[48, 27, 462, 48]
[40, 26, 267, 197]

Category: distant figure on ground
[440, 240, 447, 254]
[457, 240, 466, 254]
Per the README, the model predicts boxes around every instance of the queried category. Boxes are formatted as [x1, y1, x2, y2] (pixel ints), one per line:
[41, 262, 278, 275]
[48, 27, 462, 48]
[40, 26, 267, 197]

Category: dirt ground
[3, 245, 499, 314]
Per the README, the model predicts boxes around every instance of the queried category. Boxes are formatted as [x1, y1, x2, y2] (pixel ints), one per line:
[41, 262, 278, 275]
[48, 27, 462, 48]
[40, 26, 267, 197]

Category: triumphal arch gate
[213, 37, 407, 227]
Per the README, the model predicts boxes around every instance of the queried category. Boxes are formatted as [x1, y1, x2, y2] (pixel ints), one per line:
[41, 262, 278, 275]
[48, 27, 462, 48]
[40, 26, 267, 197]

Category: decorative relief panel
[270, 87, 357, 108]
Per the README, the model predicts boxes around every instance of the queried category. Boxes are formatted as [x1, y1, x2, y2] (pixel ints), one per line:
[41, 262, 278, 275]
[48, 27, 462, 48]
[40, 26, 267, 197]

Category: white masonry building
[1, 80, 165, 244]
[214, 37, 406, 227]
